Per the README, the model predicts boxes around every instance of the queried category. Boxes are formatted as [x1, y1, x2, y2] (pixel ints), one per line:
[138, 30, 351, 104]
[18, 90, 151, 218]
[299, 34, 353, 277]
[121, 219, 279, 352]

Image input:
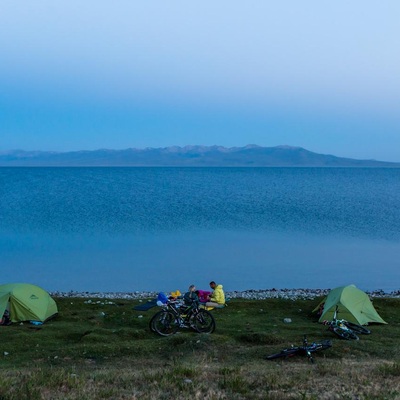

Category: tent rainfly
[0, 283, 58, 323]
[314, 284, 387, 325]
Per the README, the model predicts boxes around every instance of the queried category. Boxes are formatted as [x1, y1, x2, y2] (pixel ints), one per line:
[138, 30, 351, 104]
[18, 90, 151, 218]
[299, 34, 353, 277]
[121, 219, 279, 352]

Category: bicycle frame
[323, 306, 360, 340]
[159, 299, 199, 327]
[150, 298, 216, 336]
[266, 335, 332, 363]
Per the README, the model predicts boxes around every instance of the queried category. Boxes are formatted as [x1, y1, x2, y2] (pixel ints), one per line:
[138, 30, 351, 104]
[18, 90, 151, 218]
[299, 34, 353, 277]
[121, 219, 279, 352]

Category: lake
[1, 167, 399, 292]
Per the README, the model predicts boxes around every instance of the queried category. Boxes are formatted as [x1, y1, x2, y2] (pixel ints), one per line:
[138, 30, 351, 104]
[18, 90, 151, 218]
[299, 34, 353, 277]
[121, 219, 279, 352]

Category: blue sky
[1, 1, 399, 161]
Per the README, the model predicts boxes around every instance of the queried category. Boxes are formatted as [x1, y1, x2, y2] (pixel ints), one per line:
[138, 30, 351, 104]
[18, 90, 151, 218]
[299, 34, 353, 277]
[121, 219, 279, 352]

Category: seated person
[183, 285, 199, 306]
[205, 281, 225, 308]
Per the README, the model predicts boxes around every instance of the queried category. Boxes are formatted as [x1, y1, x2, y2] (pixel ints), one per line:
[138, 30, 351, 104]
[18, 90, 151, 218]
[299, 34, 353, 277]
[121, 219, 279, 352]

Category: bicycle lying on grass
[150, 299, 216, 336]
[266, 336, 332, 363]
[323, 306, 371, 340]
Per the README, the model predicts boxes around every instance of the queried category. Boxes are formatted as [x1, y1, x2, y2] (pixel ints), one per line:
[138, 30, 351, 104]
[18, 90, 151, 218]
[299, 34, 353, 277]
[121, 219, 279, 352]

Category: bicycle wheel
[152, 311, 179, 336]
[333, 327, 359, 340]
[189, 309, 216, 333]
[149, 312, 162, 332]
[266, 348, 299, 360]
[343, 321, 371, 335]
[149, 314, 156, 332]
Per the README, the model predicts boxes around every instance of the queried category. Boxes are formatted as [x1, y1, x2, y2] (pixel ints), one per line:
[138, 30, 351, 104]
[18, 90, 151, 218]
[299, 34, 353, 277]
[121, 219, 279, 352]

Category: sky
[1, 1, 400, 161]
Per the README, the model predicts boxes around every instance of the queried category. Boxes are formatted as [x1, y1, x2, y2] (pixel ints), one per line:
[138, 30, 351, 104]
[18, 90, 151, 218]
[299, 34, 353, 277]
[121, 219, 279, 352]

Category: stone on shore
[50, 288, 400, 301]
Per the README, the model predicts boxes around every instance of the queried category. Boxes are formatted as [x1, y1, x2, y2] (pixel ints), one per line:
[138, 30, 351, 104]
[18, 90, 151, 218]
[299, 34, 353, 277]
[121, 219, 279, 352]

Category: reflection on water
[1, 230, 399, 292]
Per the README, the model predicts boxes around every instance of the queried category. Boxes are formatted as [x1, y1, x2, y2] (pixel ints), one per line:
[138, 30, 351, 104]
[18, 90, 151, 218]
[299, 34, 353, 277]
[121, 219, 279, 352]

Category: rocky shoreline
[50, 288, 400, 301]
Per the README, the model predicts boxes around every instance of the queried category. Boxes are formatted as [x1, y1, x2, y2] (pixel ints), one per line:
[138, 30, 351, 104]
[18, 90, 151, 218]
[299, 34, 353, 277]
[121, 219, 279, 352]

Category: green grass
[0, 297, 399, 399]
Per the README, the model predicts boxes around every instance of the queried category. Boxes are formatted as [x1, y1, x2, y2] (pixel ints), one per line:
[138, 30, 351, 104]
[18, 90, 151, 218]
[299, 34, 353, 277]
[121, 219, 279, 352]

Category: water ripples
[0, 167, 399, 240]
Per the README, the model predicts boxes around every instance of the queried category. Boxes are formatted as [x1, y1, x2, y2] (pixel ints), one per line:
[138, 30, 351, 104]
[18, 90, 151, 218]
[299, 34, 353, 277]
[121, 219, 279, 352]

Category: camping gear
[157, 292, 168, 305]
[0, 283, 58, 323]
[133, 291, 182, 312]
[133, 299, 158, 311]
[0, 309, 11, 325]
[313, 284, 387, 325]
[196, 290, 211, 303]
[170, 290, 181, 298]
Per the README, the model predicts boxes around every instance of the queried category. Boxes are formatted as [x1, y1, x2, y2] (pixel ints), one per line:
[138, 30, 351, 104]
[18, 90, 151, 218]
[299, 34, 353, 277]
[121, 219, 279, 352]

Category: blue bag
[157, 292, 168, 304]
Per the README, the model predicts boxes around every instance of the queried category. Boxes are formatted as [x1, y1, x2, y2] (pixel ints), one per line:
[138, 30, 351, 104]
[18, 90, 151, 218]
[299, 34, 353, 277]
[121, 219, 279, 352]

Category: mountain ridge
[0, 145, 398, 167]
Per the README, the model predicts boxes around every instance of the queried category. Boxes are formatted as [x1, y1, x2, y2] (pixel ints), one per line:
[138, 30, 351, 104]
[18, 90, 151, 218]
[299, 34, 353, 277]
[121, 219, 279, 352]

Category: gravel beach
[51, 288, 400, 301]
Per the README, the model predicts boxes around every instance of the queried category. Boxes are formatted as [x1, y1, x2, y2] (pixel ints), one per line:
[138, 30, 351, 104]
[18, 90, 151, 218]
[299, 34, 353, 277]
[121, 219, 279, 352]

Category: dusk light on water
[1, 167, 399, 293]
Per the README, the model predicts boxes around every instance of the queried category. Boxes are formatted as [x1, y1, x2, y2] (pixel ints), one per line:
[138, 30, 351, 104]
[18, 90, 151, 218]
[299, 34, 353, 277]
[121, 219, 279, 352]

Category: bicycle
[322, 306, 371, 340]
[150, 299, 216, 336]
[266, 335, 332, 363]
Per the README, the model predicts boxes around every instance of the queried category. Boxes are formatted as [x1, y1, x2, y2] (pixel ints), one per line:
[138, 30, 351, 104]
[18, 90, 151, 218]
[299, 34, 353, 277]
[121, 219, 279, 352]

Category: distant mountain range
[0, 145, 399, 167]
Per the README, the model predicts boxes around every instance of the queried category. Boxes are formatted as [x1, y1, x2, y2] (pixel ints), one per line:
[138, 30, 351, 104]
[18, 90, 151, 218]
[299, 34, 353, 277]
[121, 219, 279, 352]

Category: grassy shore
[0, 297, 399, 399]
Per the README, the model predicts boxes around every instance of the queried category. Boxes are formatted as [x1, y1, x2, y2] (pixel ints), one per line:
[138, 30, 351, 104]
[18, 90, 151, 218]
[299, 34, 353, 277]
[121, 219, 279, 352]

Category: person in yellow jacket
[205, 281, 225, 308]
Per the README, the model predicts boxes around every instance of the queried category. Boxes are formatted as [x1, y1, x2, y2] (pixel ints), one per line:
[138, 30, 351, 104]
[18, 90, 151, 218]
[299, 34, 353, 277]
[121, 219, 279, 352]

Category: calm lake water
[1, 167, 399, 292]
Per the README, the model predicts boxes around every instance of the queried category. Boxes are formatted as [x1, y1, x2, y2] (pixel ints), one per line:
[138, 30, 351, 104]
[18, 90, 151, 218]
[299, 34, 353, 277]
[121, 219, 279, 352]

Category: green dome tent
[314, 284, 387, 325]
[0, 283, 58, 323]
